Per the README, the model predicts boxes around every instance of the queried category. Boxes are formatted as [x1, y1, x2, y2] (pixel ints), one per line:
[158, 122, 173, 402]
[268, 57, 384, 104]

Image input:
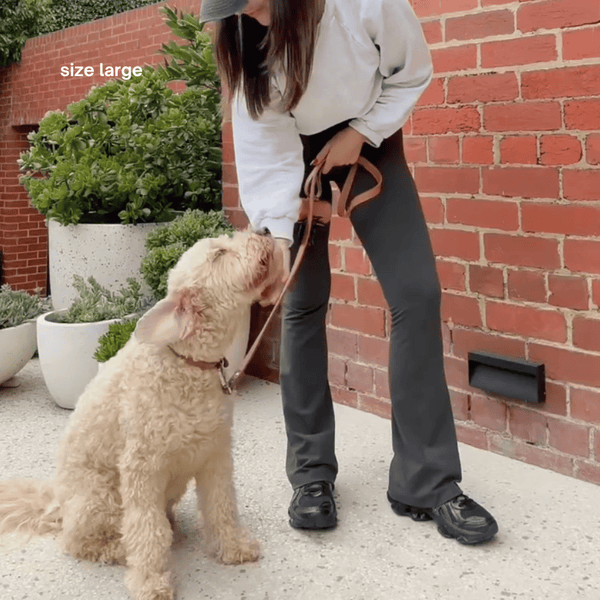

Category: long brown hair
[214, 1, 323, 119]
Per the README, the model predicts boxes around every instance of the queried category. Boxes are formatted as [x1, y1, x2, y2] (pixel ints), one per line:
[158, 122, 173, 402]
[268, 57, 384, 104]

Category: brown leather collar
[168, 346, 232, 393]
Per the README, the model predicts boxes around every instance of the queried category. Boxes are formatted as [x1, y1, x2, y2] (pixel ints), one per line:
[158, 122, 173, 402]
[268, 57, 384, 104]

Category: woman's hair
[214, 0, 322, 119]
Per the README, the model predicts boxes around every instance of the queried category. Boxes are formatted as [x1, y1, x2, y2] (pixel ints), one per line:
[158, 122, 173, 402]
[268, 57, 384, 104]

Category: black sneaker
[388, 493, 498, 545]
[288, 481, 337, 530]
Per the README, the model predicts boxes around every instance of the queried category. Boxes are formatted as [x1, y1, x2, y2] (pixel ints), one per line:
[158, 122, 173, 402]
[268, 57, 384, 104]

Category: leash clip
[218, 359, 234, 395]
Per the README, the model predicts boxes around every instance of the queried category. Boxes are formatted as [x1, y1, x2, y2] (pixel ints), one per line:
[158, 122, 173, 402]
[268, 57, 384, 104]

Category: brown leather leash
[223, 157, 382, 394]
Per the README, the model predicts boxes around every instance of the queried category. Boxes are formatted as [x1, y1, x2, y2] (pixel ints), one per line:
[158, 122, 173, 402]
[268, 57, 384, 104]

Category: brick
[414, 166, 480, 195]
[403, 137, 427, 163]
[436, 260, 467, 292]
[508, 405, 547, 445]
[564, 170, 600, 201]
[482, 167, 560, 199]
[418, 78, 445, 106]
[331, 386, 358, 410]
[329, 216, 353, 242]
[547, 418, 590, 458]
[330, 304, 386, 337]
[470, 394, 507, 432]
[481, 35, 557, 68]
[441, 292, 483, 327]
[499, 136, 538, 165]
[547, 275, 588, 310]
[374, 369, 390, 399]
[411, 0, 443, 18]
[429, 228, 480, 261]
[449, 390, 470, 421]
[487, 301, 567, 343]
[522, 204, 600, 238]
[573, 317, 600, 352]
[358, 335, 389, 367]
[564, 99, 600, 131]
[421, 196, 444, 224]
[518, 0, 600, 33]
[564, 238, 600, 274]
[412, 106, 481, 135]
[357, 278, 387, 309]
[529, 343, 600, 388]
[563, 25, 600, 61]
[443, 354, 470, 389]
[331, 273, 355, 302]
[328, 356, 347, 387]
[455, 423, 488, 450]
[421, 19, 443, 45]
[570, 387, 600, 424]
[447, 72, 519, 104]
[446, 10, 514, 41]
[539, 135, 582, 165]
[450, 197, 519, 232]
[469, 265, 504, 298]
[346, 361, 374, 394]
[575, 461, 600, 486]
[593, 279, 600, 308]
[484, 102, 562, 132]
[344, 247, 372, 276]
[587, 134, 600, 165]
[522, 65, 600, 100]
[452, 327, 526, 361]
[462, 136, 494, 165]
[542, 382, 568, 417]
[489, 433, 574, 477]
[485, 234, 561, 269]
[429, 136, 460, 164]
[358, 395, 391, 420]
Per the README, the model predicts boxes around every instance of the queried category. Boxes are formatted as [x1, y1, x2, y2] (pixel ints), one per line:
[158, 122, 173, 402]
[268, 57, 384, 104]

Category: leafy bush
[50, 0, 160, 31]
[0, 284, 51, 329]
[94, 318, 139, 362]
[19, 64, 222, 225]
[0, 0, 56, 68]
[53, 276, 145, 323]
[141, 209, 234, 300]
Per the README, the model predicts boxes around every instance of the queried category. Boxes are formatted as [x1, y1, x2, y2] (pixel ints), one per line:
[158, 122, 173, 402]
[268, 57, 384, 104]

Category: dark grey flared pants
[279, 124, 463, 509]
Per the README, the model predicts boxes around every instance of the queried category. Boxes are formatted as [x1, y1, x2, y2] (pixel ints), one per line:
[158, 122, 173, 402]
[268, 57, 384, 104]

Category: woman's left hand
[313, 127, 368, 174]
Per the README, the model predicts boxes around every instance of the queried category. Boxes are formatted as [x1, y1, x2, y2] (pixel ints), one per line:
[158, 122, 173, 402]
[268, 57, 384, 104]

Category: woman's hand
[313, 127, 368, 174]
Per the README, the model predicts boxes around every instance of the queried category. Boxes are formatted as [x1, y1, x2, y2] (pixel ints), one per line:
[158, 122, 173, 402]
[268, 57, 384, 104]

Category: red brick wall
[224, 1, 600, 485]
[1, 0, 599, 485]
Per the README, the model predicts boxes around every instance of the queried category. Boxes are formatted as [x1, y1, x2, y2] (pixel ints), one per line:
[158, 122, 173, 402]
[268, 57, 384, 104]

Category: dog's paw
[127, 570, 174, 600]
[216, 536, 261, 565]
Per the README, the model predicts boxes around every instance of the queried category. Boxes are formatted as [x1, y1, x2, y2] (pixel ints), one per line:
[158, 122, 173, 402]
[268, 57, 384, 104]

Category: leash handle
[337, 157, 383, 218]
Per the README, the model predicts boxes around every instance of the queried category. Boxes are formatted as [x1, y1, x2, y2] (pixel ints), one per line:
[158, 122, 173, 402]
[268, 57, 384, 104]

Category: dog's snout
[254, 227, 271, 237]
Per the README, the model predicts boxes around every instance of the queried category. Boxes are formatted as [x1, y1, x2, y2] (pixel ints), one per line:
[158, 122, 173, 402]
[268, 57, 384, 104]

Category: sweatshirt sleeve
[231, 88, 305, 244]
[349, 0, 433, 147]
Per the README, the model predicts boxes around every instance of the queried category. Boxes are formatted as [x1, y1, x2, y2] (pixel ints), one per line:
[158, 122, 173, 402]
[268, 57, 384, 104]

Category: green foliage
[50, 0, 161, 31]
[0, 0, 56, 68]
[19, 63, 222, 225]
[53, 276, 145, 323]
[0, 284, 51, 329]
[141, 209, 234, 300]
[94, 317, 139, 362]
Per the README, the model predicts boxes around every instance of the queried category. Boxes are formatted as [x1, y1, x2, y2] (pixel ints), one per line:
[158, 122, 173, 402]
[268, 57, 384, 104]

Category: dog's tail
[0, 479, 62, 536]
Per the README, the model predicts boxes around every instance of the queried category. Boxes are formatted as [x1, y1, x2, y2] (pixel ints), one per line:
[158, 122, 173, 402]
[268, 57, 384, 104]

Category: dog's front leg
[195, 440, 260, 565]
[120, 454, 174, 600]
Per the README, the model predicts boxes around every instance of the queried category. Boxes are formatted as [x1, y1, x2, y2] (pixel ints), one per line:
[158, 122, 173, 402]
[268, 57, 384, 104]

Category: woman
[201, 0, 498, 545]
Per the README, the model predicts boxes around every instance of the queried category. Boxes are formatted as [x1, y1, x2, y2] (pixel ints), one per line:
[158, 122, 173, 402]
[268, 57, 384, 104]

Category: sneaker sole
[436, 519, 499, 545]
[288, 508, 337, 530]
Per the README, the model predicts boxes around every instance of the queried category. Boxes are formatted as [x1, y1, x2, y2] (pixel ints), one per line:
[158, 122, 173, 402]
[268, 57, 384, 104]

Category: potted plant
[0, 285, 50, 386]
[37, 276, 145, 409]
[17, 10, 222, 309]
[94, 318, 140, 367]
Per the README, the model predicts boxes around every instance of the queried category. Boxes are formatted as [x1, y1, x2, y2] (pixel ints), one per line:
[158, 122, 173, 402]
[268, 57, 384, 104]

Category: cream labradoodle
[0, 230, 284, 600]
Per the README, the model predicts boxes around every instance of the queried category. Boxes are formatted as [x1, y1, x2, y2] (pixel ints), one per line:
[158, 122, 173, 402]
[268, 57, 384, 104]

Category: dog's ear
[134, 292, 199, 345]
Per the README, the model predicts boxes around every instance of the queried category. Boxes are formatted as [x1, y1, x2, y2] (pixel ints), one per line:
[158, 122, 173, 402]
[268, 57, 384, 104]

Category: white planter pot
[48, 220, 164, 310]
[0, 322, 37, 385]
[37, 311, 122, 409]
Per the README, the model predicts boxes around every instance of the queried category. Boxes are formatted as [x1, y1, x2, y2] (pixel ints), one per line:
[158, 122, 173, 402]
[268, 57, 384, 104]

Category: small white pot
[0, 322, 37, 385]
[37, 311, 122, 409]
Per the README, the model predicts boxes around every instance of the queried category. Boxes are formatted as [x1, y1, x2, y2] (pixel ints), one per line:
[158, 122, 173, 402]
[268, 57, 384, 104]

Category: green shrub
[50, 0, 161, 31]
[53, 276, 145, 323]
[94, 318, 139, 362]
[141, 209, 234, 300]
[0, 284, 51, 329]
[19, 65, 222, 225]
[0, 0, 56, 68]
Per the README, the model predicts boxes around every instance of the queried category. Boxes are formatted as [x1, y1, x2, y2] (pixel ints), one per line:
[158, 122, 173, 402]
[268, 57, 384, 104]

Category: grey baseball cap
[199, 0, 247, 22]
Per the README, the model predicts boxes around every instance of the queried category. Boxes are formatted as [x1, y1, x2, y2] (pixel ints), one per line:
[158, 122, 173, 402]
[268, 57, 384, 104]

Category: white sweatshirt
[231, 0, 433, 244]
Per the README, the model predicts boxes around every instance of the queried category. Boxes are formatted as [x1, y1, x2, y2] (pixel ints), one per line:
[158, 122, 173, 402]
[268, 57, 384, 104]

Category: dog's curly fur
[0, 231, 283, 600]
